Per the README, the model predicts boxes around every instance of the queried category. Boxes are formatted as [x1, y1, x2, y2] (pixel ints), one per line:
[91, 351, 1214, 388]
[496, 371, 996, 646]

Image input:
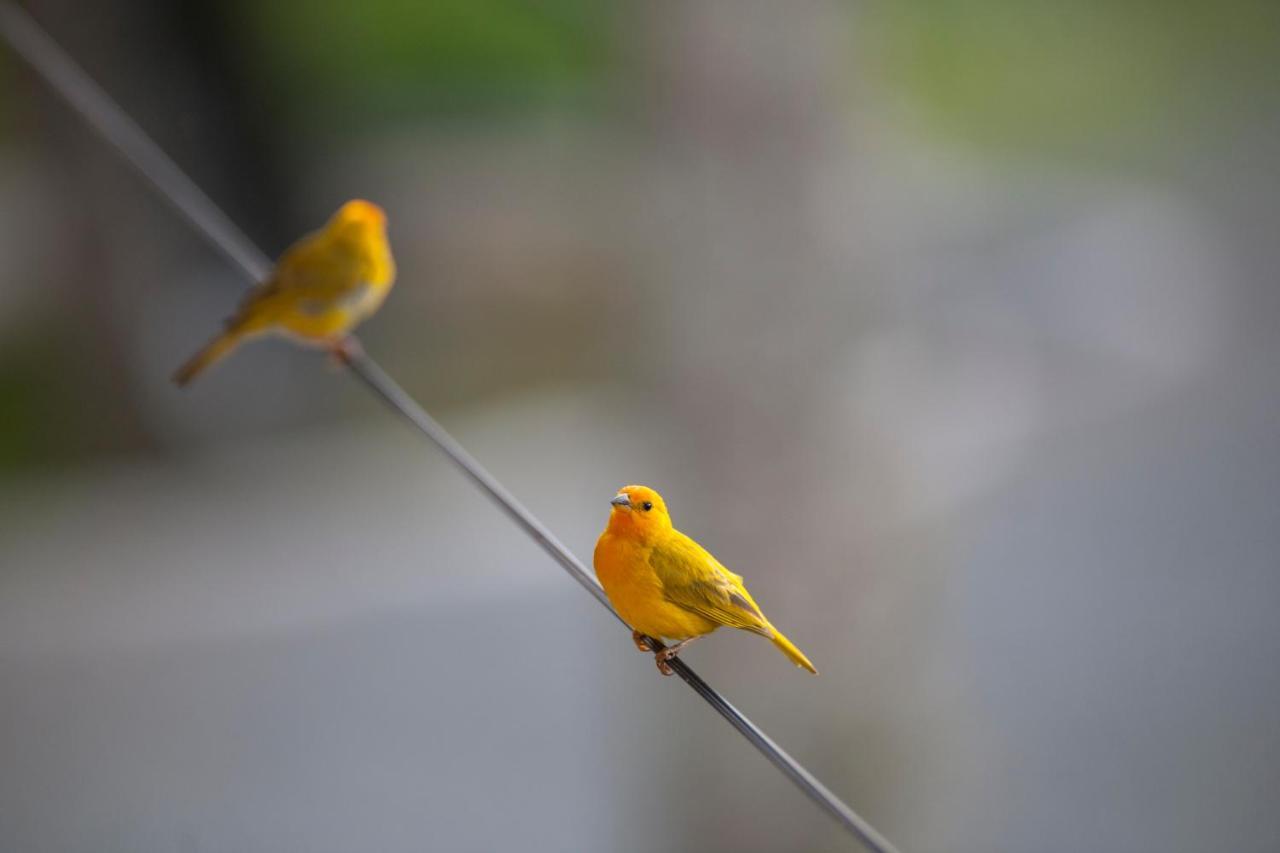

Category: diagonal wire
[0, 5, 901, 852]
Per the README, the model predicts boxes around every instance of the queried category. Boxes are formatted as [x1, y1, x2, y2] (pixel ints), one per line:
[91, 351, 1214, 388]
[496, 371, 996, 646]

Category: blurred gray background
[2, 1, 1279, 851]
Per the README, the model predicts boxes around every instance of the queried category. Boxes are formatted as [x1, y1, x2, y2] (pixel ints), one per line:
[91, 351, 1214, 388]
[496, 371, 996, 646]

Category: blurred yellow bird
[173, 199, 395, 386]
[594, 485, 817, 675]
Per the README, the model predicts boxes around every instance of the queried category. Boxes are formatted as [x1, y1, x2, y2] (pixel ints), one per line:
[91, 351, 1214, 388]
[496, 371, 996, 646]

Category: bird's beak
[610, 493, 632, 509]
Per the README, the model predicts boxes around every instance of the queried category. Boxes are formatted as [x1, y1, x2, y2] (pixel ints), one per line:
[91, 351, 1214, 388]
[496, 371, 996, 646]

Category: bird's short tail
[769, 628, 818, 674]
[173, 331, 242, 387]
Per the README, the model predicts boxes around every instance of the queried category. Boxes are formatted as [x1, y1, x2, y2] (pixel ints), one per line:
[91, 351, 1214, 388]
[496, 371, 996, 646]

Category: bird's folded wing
[649, 533, 770, 633]
[279, 240, 366, 297]
[249, 233, 366, 308]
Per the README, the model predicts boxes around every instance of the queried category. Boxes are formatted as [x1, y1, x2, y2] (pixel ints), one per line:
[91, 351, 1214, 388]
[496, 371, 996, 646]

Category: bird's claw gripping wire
[328, 335, 364, 368]
[632, 631, 675, 675]
[635, 632, 701, 676]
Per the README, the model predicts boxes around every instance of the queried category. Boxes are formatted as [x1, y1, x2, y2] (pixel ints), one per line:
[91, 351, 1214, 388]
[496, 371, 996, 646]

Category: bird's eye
[642, 501, 653, 512]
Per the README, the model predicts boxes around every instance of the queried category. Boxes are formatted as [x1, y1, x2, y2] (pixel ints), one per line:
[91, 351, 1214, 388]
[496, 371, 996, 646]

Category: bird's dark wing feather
[648, 532, 770, 634]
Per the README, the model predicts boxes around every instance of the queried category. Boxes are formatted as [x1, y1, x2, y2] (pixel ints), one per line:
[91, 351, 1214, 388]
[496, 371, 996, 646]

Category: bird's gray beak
[610, 493, 632, 509]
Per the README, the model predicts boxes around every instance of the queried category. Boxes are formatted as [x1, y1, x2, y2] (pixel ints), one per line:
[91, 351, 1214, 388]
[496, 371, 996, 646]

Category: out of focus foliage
[0, 331, 94, 471]
[239, 0, 615, 125]
[861, 0, 1280, 160]
[0, 41, 12, 137]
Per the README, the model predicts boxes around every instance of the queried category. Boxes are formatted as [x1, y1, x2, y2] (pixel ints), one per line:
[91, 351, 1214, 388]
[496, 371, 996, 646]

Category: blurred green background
[2, 1, 1279, 851]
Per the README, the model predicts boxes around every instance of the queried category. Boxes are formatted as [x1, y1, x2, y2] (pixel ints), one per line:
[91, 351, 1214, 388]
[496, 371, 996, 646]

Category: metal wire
[0, 5, 901, 851]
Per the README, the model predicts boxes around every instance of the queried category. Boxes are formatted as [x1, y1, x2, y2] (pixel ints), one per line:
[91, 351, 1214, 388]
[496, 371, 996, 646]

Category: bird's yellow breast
[594, 531, 718, 641]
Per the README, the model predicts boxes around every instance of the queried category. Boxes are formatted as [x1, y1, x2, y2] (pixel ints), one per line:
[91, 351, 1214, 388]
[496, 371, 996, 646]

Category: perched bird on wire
[594, 485, 817, 676]
[173, 199, 395, 386]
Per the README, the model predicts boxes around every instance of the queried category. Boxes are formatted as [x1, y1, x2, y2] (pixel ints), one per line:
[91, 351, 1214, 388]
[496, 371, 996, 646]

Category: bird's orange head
[334, 198, 386, 224]
[328, 199, 387, 238]
[605, 485, 673, 541]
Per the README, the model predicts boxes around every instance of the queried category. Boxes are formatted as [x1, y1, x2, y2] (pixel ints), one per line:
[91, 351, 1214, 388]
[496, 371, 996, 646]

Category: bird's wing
[649, 532, 771, 634]
[242, 230, 365, 312]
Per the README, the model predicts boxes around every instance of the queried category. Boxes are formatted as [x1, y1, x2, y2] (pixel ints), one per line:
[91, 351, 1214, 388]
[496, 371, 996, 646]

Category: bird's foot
[632, 630, 656, 653]
[652, 636, 700, 676]
[328, 336, 364, 367]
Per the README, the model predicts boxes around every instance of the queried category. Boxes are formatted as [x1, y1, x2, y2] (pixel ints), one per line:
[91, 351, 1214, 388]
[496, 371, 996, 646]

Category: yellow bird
[594, 485, 817, 675]
[173, 199, 396, 386]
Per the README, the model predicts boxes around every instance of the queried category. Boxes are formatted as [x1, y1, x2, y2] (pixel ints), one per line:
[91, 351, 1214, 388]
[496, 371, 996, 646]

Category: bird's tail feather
[173, 331, 242, 386]
[769, 628, 818, 674]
